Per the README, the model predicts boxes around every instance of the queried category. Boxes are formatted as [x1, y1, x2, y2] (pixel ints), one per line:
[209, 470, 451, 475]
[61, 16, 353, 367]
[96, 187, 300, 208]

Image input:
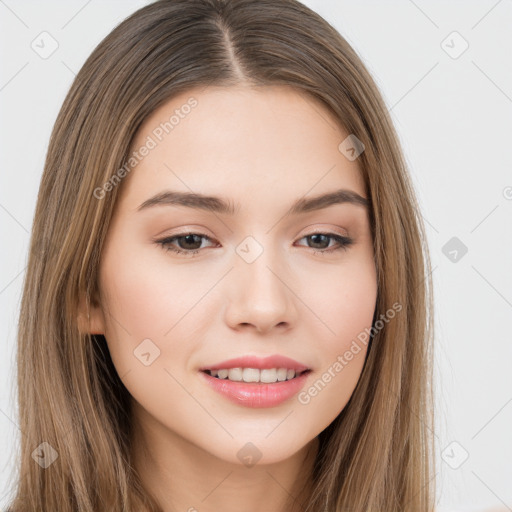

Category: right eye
[155, 232, 217, 256]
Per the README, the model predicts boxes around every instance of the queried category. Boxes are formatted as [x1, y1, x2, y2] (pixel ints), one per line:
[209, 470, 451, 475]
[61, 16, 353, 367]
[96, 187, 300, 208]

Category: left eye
[156, 232, 353, 256]
[297, 233, 353, 253]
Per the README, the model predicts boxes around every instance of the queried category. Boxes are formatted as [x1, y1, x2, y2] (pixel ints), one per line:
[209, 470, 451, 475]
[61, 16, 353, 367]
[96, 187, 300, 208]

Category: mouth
[199, 366, 312, 408]
[201, 368, 312, 384]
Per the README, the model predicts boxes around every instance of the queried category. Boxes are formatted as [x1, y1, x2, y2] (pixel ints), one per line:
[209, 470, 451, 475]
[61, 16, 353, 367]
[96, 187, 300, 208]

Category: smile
[199, 369, 312, 408]
[203, 367, 309, 383]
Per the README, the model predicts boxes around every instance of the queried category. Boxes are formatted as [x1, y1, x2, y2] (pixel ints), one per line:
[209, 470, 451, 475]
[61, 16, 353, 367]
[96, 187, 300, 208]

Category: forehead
[120, 85, 366, 212]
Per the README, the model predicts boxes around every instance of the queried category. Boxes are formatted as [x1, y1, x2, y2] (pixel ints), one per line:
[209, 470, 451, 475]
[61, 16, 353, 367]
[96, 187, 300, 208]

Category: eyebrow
[137, 188, 370, 216]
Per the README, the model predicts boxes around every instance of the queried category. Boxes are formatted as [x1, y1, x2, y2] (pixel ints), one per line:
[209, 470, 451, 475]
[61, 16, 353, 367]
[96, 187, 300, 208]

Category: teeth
[260, 368, 277, 383]
[208, 367, 299, 383]
[243, 368, 260, 382]
[277, 368, 287, 381]
[228, 368, 243, 381]
[217, 369, 228, 379]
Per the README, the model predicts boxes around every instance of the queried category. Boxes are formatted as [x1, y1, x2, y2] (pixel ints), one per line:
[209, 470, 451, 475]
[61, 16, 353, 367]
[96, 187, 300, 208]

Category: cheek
[98, 248, 207, 414]
[295, 257, 376, 414]
[100, 246, 205, 340]
[302, 254, 377, 347]
[98, 247, 191, 374]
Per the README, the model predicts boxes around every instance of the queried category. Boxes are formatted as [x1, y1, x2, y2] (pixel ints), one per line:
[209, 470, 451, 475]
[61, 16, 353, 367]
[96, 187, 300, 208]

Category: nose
[223, 246, 298, 334]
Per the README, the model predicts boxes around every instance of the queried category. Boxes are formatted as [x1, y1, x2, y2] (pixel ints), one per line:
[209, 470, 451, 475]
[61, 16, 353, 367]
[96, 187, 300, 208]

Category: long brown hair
[6, 0, 436, 510]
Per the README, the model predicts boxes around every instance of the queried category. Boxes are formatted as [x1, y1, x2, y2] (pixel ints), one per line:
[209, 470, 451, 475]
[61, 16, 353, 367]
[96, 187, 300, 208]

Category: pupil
[180, 234, 201, 250]
[309, 234, 328, 249]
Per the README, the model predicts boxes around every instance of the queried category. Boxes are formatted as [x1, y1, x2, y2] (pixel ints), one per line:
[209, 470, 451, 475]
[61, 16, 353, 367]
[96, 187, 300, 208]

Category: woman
[7, 0, 436, 510]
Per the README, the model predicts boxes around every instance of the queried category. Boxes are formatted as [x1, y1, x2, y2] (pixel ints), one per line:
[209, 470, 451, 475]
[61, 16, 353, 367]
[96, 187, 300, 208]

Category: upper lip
[199, 354, 310, 373]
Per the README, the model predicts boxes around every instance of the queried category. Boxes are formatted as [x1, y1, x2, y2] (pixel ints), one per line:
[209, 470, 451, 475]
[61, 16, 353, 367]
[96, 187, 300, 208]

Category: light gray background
[1, 1, 511, 511]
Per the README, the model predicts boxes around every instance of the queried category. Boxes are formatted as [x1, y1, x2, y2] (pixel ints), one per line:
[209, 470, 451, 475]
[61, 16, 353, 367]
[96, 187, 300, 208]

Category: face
[87, 85, 377, 466]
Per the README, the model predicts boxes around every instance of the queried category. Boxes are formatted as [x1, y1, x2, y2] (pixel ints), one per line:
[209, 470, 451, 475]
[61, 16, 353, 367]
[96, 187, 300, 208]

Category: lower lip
[199, 370, 311, 408]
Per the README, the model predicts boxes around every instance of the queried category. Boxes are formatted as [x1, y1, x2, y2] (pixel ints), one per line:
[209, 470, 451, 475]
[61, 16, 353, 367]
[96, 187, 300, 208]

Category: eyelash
[155, 232, 354, 257]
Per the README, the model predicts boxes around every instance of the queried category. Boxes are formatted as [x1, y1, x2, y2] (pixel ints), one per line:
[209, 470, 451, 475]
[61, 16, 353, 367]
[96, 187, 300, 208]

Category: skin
[81, 85, 378, 512]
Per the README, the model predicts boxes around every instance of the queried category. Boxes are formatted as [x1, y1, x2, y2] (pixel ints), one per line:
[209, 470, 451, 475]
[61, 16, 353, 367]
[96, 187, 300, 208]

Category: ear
[77, 292, 106, 335]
